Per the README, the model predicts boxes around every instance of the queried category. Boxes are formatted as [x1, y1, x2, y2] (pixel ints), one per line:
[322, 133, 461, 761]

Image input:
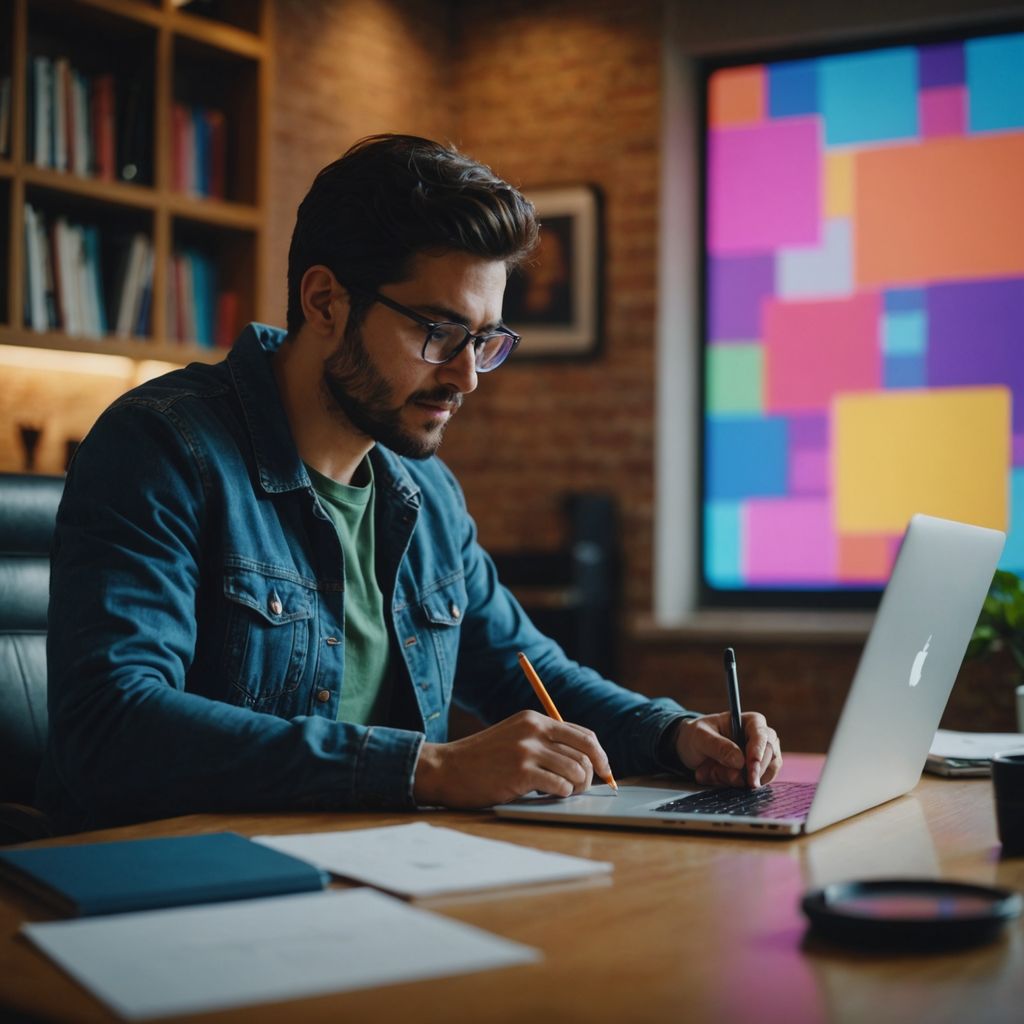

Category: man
[39, 134, 781, 832]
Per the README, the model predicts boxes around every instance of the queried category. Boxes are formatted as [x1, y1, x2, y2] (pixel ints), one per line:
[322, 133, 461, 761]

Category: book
[73, 224, 94, 336]
[924, 729, 1024, 777]
[190, 247, 217, 346]
[71, 69, 90, 177]
[31, 56, 52, 168]
[193, 105, 209, 195]
[57, 219, 85, 337]
[83, 225, 107, 337]
[206, 107, 226, 199]
[0, 832, 329, 917]
[132, 241, 154, 337]
[215, 289, 238, 346]
[22, 207, 33, 325]
[168, 250, 190, 341]
[181, 252, 197, 341]
[23, 203, 47, 331]
[134, 277, 153, 338]
[174, 247, 205, 343]
[172, 102, 189, 192]
[37, 213, 59, 330]
[53, 57, 69, 172]
[114, 233, 148, 337]
[0, 76, 12, 157]
[91, 73, 116, 181]
[923, 755, 991, 778]
[51, 217, 72, 335]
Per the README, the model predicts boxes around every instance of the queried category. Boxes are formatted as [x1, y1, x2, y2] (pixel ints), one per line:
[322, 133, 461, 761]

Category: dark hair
[286, 134, 539, 336]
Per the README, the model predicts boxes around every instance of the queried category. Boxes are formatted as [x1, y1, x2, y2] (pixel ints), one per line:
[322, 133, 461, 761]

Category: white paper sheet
[929, 728, 1024, 760]
[254, 822, 612, 898]
[22, 888, 539, 1021]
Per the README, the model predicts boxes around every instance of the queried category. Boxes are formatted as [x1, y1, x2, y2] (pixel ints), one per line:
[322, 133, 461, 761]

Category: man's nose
[437, 342, 478, 395]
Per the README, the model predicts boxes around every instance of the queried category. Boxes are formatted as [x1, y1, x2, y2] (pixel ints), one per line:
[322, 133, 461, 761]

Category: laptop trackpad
[505, 785, 702, 817]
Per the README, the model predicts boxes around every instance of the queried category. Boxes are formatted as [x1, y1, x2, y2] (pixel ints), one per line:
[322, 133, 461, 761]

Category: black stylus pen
[723, 647, 744, 774]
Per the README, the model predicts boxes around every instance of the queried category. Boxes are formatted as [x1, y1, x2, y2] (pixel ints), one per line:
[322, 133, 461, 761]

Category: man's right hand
[412, 710, 612, 808]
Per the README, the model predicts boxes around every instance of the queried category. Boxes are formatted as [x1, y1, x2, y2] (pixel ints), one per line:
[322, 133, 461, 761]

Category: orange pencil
[517, 651, 619, 793]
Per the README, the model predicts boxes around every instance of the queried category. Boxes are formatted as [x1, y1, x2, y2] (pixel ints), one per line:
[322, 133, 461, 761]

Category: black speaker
[491, 493, 619, 678]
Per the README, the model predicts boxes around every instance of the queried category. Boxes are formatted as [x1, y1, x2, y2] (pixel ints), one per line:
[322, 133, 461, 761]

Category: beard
[321, 319, 462, 460]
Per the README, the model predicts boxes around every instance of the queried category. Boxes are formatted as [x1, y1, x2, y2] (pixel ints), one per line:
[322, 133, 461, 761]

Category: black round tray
[801, 878, 1022, 949]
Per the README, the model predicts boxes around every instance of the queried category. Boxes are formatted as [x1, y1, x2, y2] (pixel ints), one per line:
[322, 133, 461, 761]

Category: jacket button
[450, 603, 461, 620]
[316, 689, 331, 703]
[325, 636, 341, 646]
[269, 591, 283, 616]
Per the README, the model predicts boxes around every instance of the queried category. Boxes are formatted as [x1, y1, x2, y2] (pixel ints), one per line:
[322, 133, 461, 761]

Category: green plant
[967, 570, 1024, 673]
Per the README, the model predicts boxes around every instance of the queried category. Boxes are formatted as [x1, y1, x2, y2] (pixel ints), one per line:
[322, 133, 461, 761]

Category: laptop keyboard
[651, 782, 816, 820]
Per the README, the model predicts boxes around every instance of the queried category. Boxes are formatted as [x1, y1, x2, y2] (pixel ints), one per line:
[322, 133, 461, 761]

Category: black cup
[992, 751, 1024, 856]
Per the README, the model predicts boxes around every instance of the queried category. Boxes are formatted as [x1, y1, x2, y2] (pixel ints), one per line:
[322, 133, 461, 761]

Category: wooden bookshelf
[0, 0, 270, 363]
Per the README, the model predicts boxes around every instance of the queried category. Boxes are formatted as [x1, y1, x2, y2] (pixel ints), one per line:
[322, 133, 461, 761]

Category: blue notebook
[0, 832, 329, 916]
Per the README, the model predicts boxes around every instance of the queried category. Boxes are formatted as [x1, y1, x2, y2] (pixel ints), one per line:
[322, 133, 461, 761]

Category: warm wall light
[0, 344, 138, 380]
[0, 345, 182, 386]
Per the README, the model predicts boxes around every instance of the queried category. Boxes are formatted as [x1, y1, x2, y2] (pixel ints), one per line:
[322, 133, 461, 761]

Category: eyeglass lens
[423, 324, 516, 371]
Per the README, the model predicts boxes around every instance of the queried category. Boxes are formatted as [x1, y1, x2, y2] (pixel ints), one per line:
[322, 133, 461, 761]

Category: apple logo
[908, 635, 932, 688]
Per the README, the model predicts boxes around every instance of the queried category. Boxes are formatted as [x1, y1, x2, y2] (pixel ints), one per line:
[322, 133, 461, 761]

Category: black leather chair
[0, 471, 63, 843]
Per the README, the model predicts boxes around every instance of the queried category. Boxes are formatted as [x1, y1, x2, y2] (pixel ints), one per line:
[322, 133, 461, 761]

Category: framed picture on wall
[504, 185, 602, 359]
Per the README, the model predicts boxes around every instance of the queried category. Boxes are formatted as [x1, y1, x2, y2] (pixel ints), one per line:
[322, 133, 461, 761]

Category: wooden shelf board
[73, 0, 165, 30]
[170, 11, 267, 59]
[0, 325, 224, 365]
[18, 175, 263, 230]
[21, 166, 159, 211]
[0, 160, 14, 179]
[165, 192, 262, 230]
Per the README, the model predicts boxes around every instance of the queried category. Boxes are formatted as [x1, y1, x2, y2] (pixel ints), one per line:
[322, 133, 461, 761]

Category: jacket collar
[369, 445, 422, 509]
[227, 323, 421, 508]
[227, 324, 308, 494]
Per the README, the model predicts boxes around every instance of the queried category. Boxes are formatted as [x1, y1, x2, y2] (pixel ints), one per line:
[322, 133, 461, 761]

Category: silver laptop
[495, 514, 1005, 837]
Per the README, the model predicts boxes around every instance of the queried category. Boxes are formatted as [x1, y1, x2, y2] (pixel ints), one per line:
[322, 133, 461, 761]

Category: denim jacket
[39, 324, 692, 832]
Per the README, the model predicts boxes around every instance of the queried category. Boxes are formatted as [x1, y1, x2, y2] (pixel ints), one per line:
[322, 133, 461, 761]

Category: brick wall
[265, 0, 457, 326]
[622, 637, 1022, 753]
[267, 0, 670, 637]
[443, 0, 664, 617]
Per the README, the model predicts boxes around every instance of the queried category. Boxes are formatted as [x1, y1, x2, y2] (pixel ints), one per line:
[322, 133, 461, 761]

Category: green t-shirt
[306, 459, 392, 726]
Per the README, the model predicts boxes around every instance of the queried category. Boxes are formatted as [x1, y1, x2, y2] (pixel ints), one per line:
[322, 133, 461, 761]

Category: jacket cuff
[352, 727, 424, 809]
[653, 714, 703, 776]
[622, 698, 701, 776]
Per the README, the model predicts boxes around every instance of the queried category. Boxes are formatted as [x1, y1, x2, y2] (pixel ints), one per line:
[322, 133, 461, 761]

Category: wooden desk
[1, 756, 1022, 1024]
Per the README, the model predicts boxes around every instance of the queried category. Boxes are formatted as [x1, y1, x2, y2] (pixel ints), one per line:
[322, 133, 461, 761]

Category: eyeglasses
[359, 289, 521, 372]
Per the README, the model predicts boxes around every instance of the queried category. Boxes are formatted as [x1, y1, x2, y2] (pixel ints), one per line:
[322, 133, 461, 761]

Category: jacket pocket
[222, 563, 314, 708]
[415, 572, 467, 698]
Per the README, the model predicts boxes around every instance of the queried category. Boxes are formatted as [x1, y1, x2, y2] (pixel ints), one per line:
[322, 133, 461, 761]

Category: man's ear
[300, 265, 348, 337]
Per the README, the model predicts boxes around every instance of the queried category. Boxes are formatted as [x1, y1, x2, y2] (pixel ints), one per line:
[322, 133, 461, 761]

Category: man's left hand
[675, 712, 782, 788]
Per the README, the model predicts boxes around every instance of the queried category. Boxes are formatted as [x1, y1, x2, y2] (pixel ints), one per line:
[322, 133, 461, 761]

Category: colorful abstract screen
[702, 29, 1024, 598]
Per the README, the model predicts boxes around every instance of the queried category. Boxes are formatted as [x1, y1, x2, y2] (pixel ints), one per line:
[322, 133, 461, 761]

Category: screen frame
[696, 17, 1024, 610]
